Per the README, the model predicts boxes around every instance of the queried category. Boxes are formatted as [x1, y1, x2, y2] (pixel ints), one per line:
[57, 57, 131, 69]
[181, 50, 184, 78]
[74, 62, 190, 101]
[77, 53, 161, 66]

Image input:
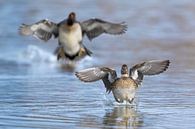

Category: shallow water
[1, 0, 195, 129]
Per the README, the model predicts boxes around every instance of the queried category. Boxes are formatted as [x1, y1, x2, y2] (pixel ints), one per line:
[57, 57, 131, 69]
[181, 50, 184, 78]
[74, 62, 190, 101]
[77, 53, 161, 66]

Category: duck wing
[129, 60, 170, 85]
[75, 67, 117, 93]
[81, 18, 127, 41]
[19, 19, 58, 42]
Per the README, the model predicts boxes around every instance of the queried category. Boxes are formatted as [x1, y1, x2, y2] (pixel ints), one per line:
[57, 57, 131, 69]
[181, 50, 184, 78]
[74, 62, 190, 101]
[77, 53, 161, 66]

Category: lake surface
[0, 0, 195, 128]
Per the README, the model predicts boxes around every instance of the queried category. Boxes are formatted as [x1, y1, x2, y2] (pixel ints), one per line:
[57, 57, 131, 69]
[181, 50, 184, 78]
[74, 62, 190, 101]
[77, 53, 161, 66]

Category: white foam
[15, 45, 97, 70]
[18, 45, 58, 65]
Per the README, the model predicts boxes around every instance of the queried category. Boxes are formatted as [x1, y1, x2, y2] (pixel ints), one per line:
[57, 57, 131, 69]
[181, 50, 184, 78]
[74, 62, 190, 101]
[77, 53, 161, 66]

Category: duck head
[67, 12, 76, 26]
[121, 64, 129, 77]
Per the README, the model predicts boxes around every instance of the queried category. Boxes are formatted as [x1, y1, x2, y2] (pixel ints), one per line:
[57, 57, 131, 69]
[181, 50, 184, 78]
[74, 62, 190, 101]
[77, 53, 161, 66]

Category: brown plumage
[75, 60, 170, 104]
[112, 77, 137, 89]
[19, 12, 127, 62]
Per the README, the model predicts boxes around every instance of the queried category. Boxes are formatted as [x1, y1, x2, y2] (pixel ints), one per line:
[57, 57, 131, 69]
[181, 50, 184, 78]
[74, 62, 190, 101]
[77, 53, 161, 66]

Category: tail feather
[54, 46, 93, 61]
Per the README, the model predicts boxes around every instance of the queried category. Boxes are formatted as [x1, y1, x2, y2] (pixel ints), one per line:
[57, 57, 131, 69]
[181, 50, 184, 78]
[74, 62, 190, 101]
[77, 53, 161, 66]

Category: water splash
[18, 45, 57, 65]
[14, 45, 95, 72]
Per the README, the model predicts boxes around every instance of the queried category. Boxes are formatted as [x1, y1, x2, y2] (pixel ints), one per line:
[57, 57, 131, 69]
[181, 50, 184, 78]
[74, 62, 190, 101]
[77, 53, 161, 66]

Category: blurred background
[0, 0, 195, 129]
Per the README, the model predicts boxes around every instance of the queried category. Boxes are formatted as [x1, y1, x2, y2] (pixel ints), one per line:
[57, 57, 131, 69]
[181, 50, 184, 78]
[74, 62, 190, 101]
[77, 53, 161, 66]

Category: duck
[75, 60, 170, 103]
[19, 12, 127, 61]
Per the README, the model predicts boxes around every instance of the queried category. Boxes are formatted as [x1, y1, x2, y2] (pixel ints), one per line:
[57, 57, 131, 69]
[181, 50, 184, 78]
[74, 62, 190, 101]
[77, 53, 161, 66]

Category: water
[0, 0, 195, 128]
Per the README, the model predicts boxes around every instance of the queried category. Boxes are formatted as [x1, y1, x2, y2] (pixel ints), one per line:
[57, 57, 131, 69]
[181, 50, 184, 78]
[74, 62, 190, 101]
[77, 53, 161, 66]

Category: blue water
[0, 0, 195, 129]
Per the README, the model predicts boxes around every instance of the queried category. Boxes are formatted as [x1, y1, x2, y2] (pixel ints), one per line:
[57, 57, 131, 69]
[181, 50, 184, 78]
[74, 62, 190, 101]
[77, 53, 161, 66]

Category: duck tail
[54, 45, 92, 61]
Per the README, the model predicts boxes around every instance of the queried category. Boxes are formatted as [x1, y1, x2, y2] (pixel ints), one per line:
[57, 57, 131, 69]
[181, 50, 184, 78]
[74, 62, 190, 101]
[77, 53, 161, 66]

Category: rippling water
[1, 0, 195, 129]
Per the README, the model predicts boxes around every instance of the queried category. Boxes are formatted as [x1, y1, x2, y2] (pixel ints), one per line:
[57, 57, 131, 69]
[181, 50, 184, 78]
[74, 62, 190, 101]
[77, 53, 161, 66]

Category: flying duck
[75, 60, 170, 103]
[19, 12, 127, 61]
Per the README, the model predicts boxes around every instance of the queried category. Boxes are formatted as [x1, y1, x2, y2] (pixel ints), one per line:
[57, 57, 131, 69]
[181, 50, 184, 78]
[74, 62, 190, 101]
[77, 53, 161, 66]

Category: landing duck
[19, 12, 127, 61]
[75, 60, 170, 103]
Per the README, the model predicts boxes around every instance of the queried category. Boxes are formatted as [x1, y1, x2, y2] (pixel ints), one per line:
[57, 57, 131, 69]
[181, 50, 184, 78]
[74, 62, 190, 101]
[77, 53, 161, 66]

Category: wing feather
[75, 67, 108, 82]
[75, 67, 117, 93]
[19, 19, 58, 42]
[130, 60, 170, 84]
[81, 18, 127, 40]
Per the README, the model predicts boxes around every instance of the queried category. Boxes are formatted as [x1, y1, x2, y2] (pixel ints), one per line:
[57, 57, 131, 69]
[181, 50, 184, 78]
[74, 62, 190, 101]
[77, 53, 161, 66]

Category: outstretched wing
[19, 19, 58, 42]
[81, 18, 127, 41]
[129, 60, 170, 85]
[75, 67, 117, 93]
[75, 67, 107, 82]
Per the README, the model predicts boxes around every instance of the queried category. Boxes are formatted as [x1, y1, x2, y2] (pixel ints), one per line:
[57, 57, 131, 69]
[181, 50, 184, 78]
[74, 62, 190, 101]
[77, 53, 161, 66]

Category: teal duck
[19, 12, 127, 61]
[75, 60, 170, 103]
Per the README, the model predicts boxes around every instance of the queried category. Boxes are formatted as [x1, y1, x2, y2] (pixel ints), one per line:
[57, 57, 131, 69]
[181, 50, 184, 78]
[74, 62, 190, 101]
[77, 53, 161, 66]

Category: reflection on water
[1, 0, 195, 129]
[79, 106, 143, 129]
[103, 106, 143, 129]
